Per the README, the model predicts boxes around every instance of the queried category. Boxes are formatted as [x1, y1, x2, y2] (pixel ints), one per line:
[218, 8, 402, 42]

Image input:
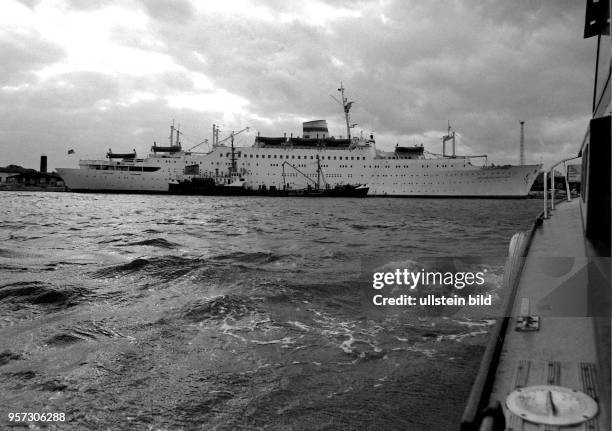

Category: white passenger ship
[57, 86, 541, 197]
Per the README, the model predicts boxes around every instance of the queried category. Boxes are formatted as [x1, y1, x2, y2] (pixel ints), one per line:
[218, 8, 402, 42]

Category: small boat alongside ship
[168, 142, 370, 197]
[56, 85, 540, 197]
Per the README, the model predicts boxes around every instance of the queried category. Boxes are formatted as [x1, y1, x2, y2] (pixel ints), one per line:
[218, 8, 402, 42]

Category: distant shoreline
[0, 185, 66, 192]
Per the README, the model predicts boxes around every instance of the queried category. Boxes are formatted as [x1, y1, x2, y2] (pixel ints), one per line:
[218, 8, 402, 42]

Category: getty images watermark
[371, 268, 492, 306]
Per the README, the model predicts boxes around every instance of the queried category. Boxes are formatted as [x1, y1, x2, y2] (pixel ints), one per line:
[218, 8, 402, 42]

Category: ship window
[351, 157, 354, 160]
[298, 156, 301, 159]
[333, 156, 337, 160]
[274, 155, 277, 158]
[220, 154, 223, 157]
[250, 154, 253, 158]
[292, 155, 295, 159]
[310, 156, 313, 159]
[339, 157, 342, 160]
[256, 155, 259, 158]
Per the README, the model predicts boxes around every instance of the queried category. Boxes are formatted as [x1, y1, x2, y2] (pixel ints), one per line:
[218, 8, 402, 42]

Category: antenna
[519, 121, 525, 165]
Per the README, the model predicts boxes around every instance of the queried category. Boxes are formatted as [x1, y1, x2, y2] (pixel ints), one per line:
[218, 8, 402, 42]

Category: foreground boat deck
[463, 199, 611, 430]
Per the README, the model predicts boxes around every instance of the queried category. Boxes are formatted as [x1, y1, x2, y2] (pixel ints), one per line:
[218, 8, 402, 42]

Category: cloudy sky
[0, 0, 595, 170]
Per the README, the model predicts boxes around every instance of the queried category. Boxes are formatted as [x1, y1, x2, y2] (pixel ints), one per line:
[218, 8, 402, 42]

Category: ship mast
[169, 120, 175, 146]
[175, 124, 182, 148]
[230, 132, 235, 174]
[442, 121, 456, 157]
[337, 82, 357, 140]
[215, 126, 249, 175]
[317, 155, 321, 190]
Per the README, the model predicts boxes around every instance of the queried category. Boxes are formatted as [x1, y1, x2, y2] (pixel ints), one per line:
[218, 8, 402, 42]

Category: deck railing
[543, 156, 580, 219]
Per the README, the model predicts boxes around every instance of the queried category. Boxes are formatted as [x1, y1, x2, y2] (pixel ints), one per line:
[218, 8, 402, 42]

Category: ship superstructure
[57, 86, 541, 197]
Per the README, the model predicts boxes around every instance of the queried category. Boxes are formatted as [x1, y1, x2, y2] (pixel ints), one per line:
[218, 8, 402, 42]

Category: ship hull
[364, 164, 539, 197]
[57, 147, 541, 197]
[239, 146, 540, 197]
[56, 167, 170, 193]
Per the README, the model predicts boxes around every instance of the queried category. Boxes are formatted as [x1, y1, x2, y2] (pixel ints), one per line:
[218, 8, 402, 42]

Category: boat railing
[79, 158, 145, 165]
[542, 156, 580, 219]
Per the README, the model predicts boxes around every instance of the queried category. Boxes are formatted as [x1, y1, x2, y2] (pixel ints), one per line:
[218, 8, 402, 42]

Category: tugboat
[168, 127, 259, 196]
[461, 1, 610, 430]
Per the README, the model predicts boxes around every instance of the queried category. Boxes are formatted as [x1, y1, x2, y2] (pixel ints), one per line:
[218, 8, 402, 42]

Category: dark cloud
[0, 31, 65, 86]
[139, 0, 196, 23]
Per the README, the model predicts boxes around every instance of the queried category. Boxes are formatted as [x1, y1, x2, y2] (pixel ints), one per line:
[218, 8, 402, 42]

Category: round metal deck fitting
[506, 385, 598, 426]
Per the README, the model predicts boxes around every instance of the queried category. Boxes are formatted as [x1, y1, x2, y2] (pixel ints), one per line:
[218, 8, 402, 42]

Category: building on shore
[0, 160, 66, 191]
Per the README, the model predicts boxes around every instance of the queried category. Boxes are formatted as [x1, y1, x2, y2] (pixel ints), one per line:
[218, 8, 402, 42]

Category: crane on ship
[281, 156, 329, 191]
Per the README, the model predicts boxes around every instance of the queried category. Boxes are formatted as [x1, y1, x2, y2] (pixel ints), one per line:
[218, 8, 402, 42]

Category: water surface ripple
[0, 192, 541, 430]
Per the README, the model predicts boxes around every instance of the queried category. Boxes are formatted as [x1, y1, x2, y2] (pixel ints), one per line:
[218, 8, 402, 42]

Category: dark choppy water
[0, 192, 541, 430]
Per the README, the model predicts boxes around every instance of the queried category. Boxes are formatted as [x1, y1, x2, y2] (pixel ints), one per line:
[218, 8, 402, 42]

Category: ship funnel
[40, 154, 47, 173]
[303, 120, 328, 138]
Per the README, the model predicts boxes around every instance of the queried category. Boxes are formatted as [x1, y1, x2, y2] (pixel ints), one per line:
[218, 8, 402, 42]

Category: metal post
[550, 168, 555, 210]
[543, 171, 548, 218]
[592, 34, 601, 113]
[519, 121, 525, 165]
[564, 162, 571, 202]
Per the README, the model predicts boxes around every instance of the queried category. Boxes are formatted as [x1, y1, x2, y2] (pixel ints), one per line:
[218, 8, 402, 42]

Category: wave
[93, 251, 291, 281]
[97, 238, 121, 244]
[121, 238, 179, 249]
[0, 248, 15, 258]
[179, 295, 258, 323]
[0, 350, 22, 366]
[92, 256, 205, 280]
[0, 248, 35, 258]
[46, 321, 129, 346]
[211, 251, 283, 265]
[286, 279, 360, 299]
[0, 281, 86, 308]
[350, 223, 399, 230]
[46, 333, 87, 345]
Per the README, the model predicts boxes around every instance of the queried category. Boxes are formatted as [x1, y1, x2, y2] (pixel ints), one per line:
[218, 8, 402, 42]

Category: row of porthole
[220, 153, 367, 161]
